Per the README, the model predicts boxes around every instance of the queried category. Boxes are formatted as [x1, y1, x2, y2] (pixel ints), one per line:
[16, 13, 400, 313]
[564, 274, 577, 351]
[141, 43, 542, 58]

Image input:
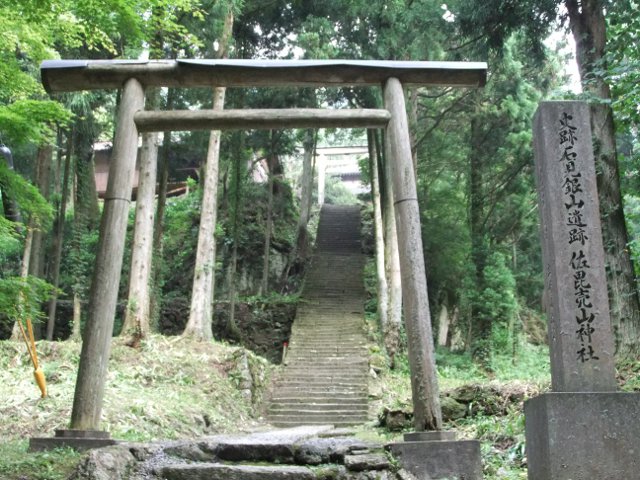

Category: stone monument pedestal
[29, 429, 118, 452]
[525, 392, 640, 479]
[387, 431, 482, 480]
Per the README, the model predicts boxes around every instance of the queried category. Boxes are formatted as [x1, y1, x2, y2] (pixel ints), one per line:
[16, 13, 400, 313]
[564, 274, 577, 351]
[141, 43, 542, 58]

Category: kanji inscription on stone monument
[533, 101, 616, 392]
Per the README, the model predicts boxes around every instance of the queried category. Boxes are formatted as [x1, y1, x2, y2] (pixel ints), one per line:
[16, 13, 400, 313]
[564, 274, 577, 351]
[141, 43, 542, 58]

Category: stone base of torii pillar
[29, 429, 117, 452]
[387, 431, 482, 479]
[526, 101, 640, 479]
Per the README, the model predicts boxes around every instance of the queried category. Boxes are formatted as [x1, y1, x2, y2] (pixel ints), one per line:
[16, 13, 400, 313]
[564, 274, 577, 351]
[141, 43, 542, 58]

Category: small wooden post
[383, 77, 442, 431]
[70, 78, 144, 430]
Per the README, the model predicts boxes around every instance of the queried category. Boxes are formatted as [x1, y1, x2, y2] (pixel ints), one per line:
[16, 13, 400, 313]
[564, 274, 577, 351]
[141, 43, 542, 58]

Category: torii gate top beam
[41, 59, 487, 93]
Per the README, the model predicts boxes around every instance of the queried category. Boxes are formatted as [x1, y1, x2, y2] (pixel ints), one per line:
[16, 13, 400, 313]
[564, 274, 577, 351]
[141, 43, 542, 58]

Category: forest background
[1, 0, 640, 375]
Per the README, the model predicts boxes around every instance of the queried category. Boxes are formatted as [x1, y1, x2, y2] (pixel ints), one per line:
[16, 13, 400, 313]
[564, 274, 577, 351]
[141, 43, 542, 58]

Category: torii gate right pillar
[383, 77, 442, 431]
[384, 77, 482, 479]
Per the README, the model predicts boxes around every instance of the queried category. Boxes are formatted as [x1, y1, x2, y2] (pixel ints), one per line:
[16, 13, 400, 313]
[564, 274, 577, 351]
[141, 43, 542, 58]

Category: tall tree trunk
[184, 87, 226, 341]
[281, 129, 315, 288]
[183, 8, 234, 340]
[469, 114, 491, 368]
[565, 0, 640, 361]
[0, 143, 22, 224]
[74, 132, 100, 229]
[368, 130, 390, 356]
[70, 118, 100, 339]
[47, 132, 73, 340]
[121, 90, 160, 343]
[296, 129, 316, 259]
[27, 145, 53, 339]
[150, 88, 175, 326]
[227, 133, 246, 340]
[261, 151, 276, 295]
[29, 145, 53, 280]
[10, 227, 34, 340]
[380, 131, 402, 368]
[227, 237, 240, 339]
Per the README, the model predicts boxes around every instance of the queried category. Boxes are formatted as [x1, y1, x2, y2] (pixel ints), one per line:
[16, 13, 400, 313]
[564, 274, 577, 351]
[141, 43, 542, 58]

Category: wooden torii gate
[41, 59, 487, 433]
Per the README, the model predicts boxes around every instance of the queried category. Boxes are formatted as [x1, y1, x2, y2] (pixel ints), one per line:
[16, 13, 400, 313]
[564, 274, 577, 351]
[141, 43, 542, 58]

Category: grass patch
[0, 440, 82, 480]
[0, 335, 273, 443]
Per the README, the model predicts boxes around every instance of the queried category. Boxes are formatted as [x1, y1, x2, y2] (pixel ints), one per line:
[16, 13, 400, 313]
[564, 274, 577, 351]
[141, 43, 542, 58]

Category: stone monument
[526, 101, 640, 479]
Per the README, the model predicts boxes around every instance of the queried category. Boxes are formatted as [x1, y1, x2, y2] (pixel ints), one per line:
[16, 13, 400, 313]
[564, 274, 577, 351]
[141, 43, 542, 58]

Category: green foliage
[436, 344, 550, 387]
[0, 441, 81, 480]
[0, 100, 72, 146]
[61, 216, 99, 298]
[322, 175, 358, 205]
[605, 0, 640, 129]
[0, 161, 54, 229]
[479, 253, 519, 352]
[0, 275, 55, 330]
[458, 409, 527, 479]
[624, 194, 640, 275]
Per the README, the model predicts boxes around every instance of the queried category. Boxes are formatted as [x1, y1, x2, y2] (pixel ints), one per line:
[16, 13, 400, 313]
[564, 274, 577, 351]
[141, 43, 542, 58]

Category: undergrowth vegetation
[0, 336, 273, 480]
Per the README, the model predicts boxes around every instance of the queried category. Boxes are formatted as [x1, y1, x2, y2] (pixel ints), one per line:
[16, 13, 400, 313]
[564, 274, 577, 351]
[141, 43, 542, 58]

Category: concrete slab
[387, 439, 482, 480]
[525, 392, 640, 479]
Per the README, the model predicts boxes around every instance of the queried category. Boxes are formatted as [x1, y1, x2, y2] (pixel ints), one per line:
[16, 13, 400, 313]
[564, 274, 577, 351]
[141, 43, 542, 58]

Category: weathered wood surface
[70, 78, 144, 430]
[41, 59, 487, 92]
[134, 108, 392, 132]
[384, 77, 442, 430]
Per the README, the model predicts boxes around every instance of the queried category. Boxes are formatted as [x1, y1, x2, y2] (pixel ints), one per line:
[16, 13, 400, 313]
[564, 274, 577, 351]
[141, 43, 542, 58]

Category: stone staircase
[267, 204, 369, 427]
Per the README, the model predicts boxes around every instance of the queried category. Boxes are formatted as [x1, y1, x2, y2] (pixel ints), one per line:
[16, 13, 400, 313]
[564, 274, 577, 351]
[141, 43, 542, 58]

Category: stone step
[274, 378, 369, 395]
[283, 363, 367, 371]
[279, 375, 368, 383]
[284, 358, 367, 366]
[278, 369, 368, 377]
[288, 344, 366, 350]
[290, 333, 365, 338]
[290, 339, 365, 346]
[283, 369, 367, 376]
[277, 378, 368, 387]
[290, 323, 364, 329]
[267, 412, 370, 421]
[269, 403, 368, 412]
[283, 356, 367, 363]
[275, 378, 368, 387]
[291, 331, 365, 337]
[270, 395, 368, 403]
[280, 364, 367, 371]
[274, 384, 368, 392]
[276, 379, 369, 395]
[286, 350, 367, 356]
[267, 414, 368, 425]
[160, 464, 316, 480]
